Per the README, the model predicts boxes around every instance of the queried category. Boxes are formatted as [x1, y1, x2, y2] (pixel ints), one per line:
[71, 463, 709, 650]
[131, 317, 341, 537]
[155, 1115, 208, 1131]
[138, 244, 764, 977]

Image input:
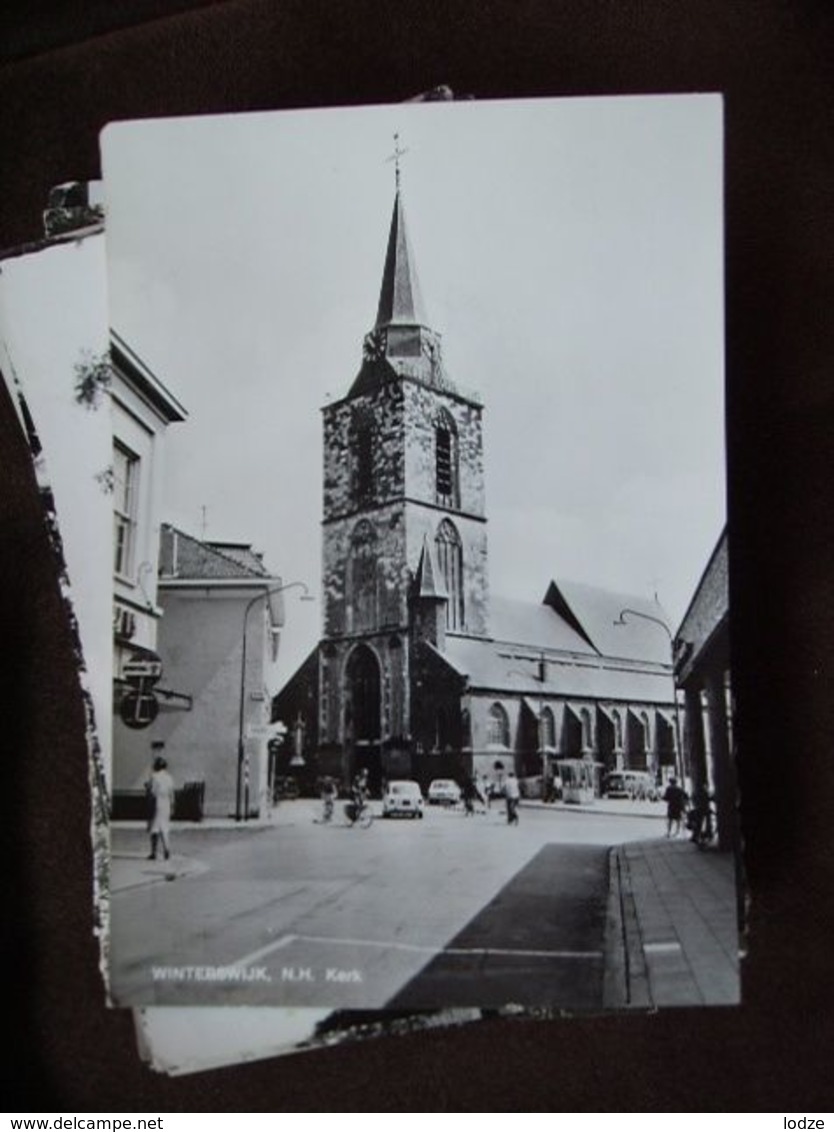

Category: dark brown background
[2, 0, 832, 1112]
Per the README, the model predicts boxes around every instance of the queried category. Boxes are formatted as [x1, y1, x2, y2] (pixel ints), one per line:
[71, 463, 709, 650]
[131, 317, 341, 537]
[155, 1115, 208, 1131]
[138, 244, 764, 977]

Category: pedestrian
[351, 767, 370, 809]
[478, 774, 491, 811]
[504, 771, 520, 825]
[689, 780, 712, 845]
[662, 775, 687, 838]
[461, 774, 477, 816]
[147, 755, 175, 860]
[319, 775, 338, 823]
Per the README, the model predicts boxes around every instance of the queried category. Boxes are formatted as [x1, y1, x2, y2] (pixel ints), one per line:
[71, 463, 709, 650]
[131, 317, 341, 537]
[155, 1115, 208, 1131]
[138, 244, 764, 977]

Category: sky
[102, 94, 725, 686]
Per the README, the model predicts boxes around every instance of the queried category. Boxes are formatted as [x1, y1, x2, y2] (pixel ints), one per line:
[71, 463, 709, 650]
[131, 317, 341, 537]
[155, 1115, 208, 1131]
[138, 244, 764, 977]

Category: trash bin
[173, 780, 205, 822]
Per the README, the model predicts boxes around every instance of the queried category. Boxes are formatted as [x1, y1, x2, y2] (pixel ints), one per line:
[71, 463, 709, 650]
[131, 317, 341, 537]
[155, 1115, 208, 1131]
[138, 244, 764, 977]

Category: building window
[435, 518, 464, 630]
[541, 706, 556, 749]
[612, 709, 623, 749]
[348, 520, 378, 632]
[487, 702, 510, 747]
[113, 443, 138, 578]
[434, 409, 459, 507]
[580, 707, 592, 750]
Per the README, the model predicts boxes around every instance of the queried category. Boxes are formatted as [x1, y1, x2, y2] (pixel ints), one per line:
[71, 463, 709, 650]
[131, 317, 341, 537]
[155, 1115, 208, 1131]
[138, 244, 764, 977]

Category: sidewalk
[604, 837, 742, 1009]
[110, 848, 209, 894]
[108, 804, 320, 893]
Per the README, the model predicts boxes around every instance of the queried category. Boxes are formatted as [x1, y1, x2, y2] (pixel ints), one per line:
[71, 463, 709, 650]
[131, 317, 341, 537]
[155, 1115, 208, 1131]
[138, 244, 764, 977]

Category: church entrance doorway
[345, 644, 382, 796]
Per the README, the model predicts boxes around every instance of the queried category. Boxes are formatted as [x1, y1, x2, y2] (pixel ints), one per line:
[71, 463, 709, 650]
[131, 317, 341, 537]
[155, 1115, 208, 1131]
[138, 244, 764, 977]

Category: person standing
[662, 776, 687, 838]
[505, 771, 520, 825]
[350, 767, 370, 822]
[319, 775, 338, 823]
[689, 780, 713, 845]
[461, 774, 477, 816]
[147, 755, 176, 860]
[478, 773, 491, 812]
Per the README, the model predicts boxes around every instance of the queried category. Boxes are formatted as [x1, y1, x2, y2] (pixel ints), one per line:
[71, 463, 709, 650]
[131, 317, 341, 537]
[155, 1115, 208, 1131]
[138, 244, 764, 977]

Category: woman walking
[147, 755, 176, 860]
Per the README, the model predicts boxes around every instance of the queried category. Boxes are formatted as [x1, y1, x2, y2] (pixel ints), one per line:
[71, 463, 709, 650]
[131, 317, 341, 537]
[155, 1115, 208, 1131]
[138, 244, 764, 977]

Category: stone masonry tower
[318, 184, 488, 789]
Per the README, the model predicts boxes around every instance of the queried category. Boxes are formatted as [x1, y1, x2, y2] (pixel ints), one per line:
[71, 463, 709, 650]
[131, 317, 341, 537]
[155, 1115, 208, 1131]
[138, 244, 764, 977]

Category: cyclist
[348, 767, 370, 824]
[350, 765, 366, 810]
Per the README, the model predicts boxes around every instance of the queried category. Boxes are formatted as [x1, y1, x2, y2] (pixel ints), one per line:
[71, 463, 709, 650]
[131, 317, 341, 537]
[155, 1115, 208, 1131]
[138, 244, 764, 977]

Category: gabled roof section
[375, 191, 428, 330]
[543, 579, 672, 664]
[206, 541, 268, 576]
[159, 524, 271, 580]
[110, 330, 187, 424]
[490, 596, 597, 656]
[413, 534, 448, 600]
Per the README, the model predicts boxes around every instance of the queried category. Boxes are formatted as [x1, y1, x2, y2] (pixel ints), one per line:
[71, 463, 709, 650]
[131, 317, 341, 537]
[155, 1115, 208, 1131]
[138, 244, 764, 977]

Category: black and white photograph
[97, 94, 735, 1013]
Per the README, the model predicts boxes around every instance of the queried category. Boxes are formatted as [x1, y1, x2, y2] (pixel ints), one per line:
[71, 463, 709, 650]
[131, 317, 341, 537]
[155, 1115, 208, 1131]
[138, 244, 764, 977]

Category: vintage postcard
[97, 93, 735, 1013]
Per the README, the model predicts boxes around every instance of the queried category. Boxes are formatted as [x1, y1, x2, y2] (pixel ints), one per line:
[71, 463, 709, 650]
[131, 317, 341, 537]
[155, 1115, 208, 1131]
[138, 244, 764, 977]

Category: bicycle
[687, 802, 716, 848]
[344, 798, 374, 829]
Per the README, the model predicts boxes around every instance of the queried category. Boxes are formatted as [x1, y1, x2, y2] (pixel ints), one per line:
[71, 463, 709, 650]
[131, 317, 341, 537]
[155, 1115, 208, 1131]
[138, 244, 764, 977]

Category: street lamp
[613, 607, 684, 783]
[236, 581, 314, 822]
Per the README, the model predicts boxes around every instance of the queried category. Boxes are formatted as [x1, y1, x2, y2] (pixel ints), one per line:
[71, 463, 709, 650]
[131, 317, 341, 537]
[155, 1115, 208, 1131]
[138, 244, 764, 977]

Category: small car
[382, 780, 424, 818]
[427, 778, 462, 806]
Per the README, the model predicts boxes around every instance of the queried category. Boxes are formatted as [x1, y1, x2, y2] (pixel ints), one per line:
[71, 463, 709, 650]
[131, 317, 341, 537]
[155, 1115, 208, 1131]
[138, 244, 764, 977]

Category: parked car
[427, 778, 462, 806]
[382, 780, 424, 818]
[604, 770, 659, 802]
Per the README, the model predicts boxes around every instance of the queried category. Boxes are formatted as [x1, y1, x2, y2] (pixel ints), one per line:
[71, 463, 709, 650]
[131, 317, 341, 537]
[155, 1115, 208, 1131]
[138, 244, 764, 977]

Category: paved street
[109, 800, 664, 1009]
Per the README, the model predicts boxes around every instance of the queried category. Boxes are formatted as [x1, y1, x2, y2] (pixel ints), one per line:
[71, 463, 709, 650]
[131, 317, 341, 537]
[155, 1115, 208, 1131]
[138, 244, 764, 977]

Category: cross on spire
[386, 132, 409, 190]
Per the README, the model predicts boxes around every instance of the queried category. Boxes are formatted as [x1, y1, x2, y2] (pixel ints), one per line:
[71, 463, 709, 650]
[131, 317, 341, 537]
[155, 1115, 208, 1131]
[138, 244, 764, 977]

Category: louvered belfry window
[434, 409, 459, 507]
[436, 427, 452, 495]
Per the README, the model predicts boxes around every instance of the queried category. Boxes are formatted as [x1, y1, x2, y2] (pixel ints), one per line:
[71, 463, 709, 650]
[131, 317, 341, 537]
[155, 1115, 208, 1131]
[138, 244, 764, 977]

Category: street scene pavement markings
[387, 842, 610, 1010]
[231, 932, 602, 969]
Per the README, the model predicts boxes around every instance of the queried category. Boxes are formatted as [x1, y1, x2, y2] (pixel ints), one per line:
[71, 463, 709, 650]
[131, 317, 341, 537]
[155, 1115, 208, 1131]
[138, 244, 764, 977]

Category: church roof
[375, 190, 428, 330]
[438, 581, 675, 703]
[489, 596, 596, 655]
[543, 579, 673, 664]
[441, 635, 673, 704]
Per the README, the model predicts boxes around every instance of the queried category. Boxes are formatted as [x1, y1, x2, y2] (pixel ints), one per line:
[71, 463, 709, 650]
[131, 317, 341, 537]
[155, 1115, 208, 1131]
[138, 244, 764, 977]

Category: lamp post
[236, 581, 313, 822]
[613, 607, 684, 784]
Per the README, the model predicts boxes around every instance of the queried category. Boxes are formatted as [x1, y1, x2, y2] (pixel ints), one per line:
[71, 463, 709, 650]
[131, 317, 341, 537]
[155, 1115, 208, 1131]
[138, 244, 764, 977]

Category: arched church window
[348, 520, 378, 632]
[434, 408, 459, 508]
[486, 703, 510, 747]
[435, 518, 464, 631]
[541, 706, 556, 749]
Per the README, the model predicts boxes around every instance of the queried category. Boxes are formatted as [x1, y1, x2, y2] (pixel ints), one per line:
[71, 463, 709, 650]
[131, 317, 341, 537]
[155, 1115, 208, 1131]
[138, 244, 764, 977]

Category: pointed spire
[413, 534, 447, 600]
[375, 191, 429, 330]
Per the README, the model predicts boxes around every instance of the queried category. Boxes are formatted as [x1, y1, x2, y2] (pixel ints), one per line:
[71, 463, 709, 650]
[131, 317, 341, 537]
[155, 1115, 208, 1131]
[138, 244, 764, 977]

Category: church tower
[318, 179, 489, 788]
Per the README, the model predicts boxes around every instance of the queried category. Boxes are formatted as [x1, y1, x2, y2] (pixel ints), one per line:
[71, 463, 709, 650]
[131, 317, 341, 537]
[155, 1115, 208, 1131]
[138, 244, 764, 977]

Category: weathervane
[386, 132, 409, 190]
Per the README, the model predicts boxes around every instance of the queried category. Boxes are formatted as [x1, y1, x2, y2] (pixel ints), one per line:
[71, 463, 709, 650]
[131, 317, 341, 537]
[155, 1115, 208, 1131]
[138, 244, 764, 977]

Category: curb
[602, 846, 652, 1010]
[110, 855, 208, 894]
